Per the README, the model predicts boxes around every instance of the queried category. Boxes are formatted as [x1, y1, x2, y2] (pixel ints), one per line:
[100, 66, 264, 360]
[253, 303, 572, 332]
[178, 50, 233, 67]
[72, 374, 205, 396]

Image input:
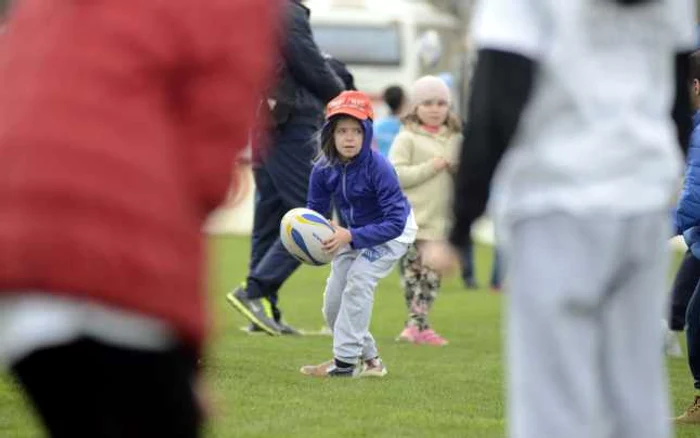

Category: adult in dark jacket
[227, 0, 345, 335]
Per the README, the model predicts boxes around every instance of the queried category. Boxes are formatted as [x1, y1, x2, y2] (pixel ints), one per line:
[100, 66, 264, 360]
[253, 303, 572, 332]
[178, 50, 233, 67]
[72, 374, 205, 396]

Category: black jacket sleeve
[284, 2, 344, 104]
[673, 51, 692, 157]
[448, 49, 537, 250]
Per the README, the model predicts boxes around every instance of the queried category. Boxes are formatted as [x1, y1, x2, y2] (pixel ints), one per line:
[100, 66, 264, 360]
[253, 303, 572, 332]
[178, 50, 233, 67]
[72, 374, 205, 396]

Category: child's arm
[306, 166, 332, 217]
[389, 132, 442, 189]
[349, 159, 407, 249]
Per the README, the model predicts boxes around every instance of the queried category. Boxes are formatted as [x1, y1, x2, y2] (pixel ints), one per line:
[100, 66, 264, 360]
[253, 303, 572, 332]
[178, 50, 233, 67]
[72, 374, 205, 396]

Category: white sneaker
[662, 319, 684, 358]
[359, 358, 388, 378]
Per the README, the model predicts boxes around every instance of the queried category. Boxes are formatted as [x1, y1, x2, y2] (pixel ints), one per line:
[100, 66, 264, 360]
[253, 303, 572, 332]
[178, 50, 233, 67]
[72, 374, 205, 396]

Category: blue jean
[461, 241, 504, 287]
[244, 122, 319, 310]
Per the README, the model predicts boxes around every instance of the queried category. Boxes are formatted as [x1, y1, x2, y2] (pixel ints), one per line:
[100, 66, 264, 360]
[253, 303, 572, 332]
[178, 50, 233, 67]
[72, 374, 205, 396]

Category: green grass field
[0, 236, 698, 437]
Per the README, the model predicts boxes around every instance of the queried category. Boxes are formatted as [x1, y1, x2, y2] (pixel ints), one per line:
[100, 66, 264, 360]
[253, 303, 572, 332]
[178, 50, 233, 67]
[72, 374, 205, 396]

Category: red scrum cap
[325, 90, 374, 121]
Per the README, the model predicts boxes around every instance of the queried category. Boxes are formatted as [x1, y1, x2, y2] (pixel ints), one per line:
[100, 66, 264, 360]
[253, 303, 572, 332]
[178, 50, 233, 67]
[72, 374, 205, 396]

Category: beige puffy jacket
[389, 123, 462, 241]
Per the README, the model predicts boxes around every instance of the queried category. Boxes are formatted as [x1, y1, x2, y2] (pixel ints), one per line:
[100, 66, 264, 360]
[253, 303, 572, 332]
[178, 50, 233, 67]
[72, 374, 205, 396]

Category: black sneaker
[327, 365, 357, 377]
[226, 287, 281, 336]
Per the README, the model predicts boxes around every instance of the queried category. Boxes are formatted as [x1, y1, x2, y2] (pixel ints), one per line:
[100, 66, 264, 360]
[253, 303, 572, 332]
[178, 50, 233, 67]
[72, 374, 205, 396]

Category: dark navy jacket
[272, 0, 344, 126]
[307, 118, 411, 249]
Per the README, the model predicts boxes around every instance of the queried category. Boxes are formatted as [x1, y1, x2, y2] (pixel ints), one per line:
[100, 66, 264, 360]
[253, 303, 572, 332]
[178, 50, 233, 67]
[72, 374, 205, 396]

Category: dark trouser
[245, 121, 318, 309]
[12, 338, 200, 438]
[688, 286, 700, 389]
[669, 249, 700, 331]
[461, 241, 504, 287]
[670, 250, 700, 389]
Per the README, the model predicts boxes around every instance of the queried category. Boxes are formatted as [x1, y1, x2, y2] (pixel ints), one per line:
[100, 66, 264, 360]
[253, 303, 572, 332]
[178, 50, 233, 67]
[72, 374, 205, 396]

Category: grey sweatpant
[323, 239, 409, 364]
[506, 212, 670, 438]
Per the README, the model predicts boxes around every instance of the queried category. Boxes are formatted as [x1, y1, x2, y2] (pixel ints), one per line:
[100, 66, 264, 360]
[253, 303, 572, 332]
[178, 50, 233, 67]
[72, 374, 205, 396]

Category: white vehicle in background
[306, 0, 464, 116]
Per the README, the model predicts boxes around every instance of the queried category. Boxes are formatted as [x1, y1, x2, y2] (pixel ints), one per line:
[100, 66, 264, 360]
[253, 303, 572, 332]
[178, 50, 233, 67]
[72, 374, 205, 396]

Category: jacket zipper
[342, 164, 354, 226]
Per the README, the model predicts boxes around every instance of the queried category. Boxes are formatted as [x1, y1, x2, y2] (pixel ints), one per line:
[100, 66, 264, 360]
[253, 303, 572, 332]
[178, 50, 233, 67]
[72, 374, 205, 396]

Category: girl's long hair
[400, 108, 462, 133]
[314, 116, 348, 166]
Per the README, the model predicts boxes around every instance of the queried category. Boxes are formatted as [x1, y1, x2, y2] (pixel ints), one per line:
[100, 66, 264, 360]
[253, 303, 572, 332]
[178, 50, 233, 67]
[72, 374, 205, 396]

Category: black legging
[12, 338, 201, 438]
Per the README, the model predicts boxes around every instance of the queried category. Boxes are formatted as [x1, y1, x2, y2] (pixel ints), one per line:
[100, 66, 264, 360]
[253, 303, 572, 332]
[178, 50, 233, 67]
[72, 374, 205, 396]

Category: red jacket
[0, 0, 277, 349]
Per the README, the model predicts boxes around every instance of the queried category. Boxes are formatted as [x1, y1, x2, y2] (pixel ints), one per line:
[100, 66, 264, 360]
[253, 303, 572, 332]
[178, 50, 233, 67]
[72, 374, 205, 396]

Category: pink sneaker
[396, 325, 419, 342]
[416, 328, 449, 346]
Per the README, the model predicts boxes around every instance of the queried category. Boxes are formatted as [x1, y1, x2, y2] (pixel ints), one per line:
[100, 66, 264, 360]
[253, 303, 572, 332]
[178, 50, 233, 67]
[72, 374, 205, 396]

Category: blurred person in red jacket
[0, 0, 277, 437]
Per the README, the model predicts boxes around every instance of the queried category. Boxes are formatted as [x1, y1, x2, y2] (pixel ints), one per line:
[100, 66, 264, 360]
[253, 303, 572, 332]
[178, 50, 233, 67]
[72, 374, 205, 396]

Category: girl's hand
[432, 157, 450, 171]
[421, 240, 461, 275]
[323, 221, 352, 254]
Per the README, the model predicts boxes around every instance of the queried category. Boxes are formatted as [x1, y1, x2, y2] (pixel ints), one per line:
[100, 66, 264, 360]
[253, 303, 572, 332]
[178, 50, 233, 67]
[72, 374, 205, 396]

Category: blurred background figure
[389, 75, 461, 346]
[226, 0, 345, 336]
[425, 0, 696, 437]
[664, 51, 700, 361]
[460, 239, 503, 291]
[0, 0, 277, 437]
[673, 49, 700, 422]
[374, 85, 407, 157]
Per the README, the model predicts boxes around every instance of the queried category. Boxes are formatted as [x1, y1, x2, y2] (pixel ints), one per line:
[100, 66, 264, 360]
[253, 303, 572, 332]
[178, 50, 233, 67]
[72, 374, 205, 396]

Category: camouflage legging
[401, 241, 441, 330]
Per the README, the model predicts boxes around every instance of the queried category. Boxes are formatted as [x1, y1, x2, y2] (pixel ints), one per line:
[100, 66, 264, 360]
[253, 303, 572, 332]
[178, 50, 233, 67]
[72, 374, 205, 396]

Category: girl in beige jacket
[389, 76, 461, 346]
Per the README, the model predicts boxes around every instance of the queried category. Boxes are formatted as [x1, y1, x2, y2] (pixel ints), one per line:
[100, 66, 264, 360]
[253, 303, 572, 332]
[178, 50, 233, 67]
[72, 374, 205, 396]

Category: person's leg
[676, 277, 700, 422]
[249, 170, 285, 273]
[246, 166, 285, 325]
[507, 214, 620, 438]
[661, 249, 700, 356]
[461, 240, 478, 289]
[12, 338, 201, 438]
[490, 247, 504, 290]
[689, 283, 700, 392]
[12, 339, 101, 438]
[599, 213, 670, 438]
[668, 250, 700, 331]
[399, 241, 445, 344]
[228, 123, 317, 334]
[300, 247, 357, 376]
[398, 243, 422, 341]
[97, 341, 201, 438]
[332, 240, 408, 368]
[248, 130, 284, 317]
[239, 125, 314, 300]
[413, 259, 445, 345]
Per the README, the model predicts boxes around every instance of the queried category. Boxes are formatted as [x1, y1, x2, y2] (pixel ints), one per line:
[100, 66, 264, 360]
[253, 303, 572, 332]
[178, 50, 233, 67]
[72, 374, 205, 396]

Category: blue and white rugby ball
[280, 208, 336, 266]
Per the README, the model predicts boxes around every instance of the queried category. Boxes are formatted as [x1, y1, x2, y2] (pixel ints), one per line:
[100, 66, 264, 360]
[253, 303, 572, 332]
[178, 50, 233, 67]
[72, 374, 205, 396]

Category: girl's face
[416, 98, 449, 127]
[334, 117, 363, 161]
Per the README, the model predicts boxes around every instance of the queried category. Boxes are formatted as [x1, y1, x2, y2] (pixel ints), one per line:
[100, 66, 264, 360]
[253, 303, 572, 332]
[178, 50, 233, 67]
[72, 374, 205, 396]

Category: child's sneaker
[416, 328, 449, 346]
[300, 359, 357, 377]
[300, 359, 334, 376]
[396, 325, 419, 342]
[359, 358, 388, 378]
[326, 364, 358, 377]
[675, 395, 700, 424]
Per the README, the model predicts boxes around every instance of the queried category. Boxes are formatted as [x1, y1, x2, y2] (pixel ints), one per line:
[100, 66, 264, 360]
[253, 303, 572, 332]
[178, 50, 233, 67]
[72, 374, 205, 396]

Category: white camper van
[306, 0, 463, 115]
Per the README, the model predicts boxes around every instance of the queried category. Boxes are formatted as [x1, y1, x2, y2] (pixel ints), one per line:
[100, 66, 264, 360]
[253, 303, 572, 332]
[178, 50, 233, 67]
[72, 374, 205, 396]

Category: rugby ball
[280, 208, 336, 266]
